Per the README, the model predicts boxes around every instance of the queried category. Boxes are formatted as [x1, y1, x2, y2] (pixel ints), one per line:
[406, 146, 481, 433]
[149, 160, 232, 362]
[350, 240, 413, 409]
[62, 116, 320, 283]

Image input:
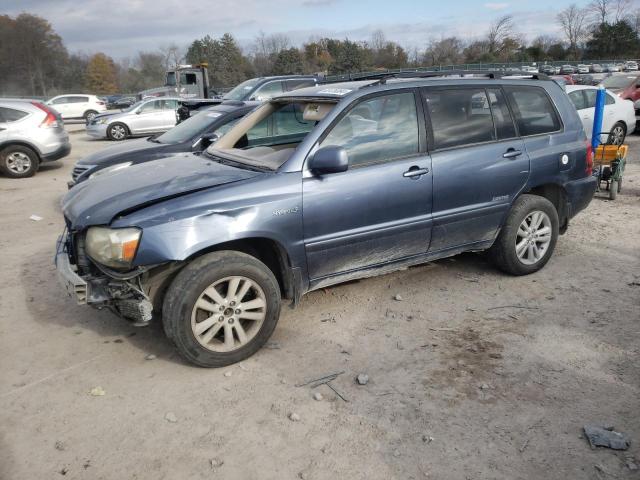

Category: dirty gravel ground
[1, 126, 639, 480]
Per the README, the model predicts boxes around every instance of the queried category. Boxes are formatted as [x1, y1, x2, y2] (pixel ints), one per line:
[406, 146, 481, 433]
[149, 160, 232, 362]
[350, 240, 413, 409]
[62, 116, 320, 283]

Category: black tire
[83, 110, 98, 122]
[489, 194, 559, 276]
[107, 122, 129, 141]
[162, 251, 282, 368]
[609, 180, 618, 200]
[607, 122, 626, 145]
[0, 145, 39, 178]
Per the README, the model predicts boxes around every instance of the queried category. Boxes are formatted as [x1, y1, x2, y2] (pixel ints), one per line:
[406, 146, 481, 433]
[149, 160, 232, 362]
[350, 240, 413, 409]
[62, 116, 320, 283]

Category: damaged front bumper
[55, 234, 154, 326]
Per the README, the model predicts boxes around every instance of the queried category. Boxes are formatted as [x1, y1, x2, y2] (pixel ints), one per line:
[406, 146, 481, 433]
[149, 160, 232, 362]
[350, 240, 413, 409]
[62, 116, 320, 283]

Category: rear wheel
[608, 122, 626, 145]
[489, 194, 559, 275]
[84, 110, 98, 122]
[162, 251, 282, 367]
[0, 145, 39, 178]
[107, 123, 128, 141]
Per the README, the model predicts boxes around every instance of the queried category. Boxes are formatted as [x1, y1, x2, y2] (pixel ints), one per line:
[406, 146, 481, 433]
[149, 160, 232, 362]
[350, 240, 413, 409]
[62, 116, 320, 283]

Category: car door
[49, 96, 70, 119]
[580, 89, 616, 140]
[568, 89, 592, 137]
[302, 90, 433, 282]
[128, 100, 164, 133]
[70, 96, 89, 118]
[160, 100, 179, 130]
[424, 86, 530, 252]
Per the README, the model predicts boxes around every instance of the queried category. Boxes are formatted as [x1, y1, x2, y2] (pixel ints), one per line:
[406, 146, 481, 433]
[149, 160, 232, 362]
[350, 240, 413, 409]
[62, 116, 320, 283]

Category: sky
[0, 0, 606, 59]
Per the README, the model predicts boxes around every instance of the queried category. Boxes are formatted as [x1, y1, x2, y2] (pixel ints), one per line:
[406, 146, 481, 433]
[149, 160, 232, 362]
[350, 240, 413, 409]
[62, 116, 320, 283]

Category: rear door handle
[503, 148, 523, 159]
[403, 166, 429, 178]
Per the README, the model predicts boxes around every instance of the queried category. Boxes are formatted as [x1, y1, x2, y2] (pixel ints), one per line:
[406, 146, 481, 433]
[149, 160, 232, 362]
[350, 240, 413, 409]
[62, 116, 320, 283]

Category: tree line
[1, 0, 639, 98]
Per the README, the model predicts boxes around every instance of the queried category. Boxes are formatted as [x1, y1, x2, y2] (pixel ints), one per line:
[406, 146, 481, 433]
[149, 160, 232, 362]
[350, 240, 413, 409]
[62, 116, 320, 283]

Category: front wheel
[489, 194, 559, 275]
[107, 123, 128, 141]
[162, 251, 282, 367]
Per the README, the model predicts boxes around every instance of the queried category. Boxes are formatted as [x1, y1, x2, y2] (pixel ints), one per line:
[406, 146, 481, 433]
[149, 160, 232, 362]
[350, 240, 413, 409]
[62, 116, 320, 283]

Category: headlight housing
[89, 161, 132, 179]
[97, 118, 108, 124]
[85, 227, 141, 269]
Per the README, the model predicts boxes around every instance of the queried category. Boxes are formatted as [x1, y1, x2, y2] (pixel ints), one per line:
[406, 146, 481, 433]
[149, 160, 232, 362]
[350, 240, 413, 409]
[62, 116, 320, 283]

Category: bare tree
[160, 44, 183, 71]
[370, 29, 386, 52]
[557, 4, 589, 59]
[588, 0, 611, 24]
[424, 37, 464, 66]
[613, 0, 633, 22]
[487, 15, 514, 54]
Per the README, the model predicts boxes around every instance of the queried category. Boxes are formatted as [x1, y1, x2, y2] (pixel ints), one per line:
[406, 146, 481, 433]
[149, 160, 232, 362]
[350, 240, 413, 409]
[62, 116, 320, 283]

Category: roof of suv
[274, 75, 558, 101]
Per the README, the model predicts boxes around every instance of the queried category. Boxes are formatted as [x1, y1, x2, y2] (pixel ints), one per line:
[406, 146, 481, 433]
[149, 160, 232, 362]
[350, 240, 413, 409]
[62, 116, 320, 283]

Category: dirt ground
[0, 125, 639, 480]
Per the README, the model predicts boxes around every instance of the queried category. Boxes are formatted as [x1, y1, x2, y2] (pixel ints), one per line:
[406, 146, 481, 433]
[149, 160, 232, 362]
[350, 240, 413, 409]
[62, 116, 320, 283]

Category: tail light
[585, 142, 593, 175]
[97, 101, 105, 105]
[31, 102, 60, 128]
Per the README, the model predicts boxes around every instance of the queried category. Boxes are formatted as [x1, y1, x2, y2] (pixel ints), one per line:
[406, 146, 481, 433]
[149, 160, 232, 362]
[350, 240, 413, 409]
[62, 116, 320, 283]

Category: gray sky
[1, 0, 599, 59]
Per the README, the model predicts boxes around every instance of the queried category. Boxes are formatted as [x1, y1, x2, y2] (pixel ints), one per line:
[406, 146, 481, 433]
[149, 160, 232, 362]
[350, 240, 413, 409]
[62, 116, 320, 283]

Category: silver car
[86, 98, 181, 141]
[0, 100, 71, 178]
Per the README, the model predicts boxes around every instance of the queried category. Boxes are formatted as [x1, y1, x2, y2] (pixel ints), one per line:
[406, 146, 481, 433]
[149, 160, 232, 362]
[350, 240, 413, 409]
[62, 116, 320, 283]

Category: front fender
[110, 171, 306, 269]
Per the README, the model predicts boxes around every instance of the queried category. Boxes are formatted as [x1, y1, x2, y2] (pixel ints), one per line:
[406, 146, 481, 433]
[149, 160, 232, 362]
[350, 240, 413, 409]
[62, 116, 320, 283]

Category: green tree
[272, 48, 304, 75]
[85, 53, 118, 94]
[586, 20, 640, 58]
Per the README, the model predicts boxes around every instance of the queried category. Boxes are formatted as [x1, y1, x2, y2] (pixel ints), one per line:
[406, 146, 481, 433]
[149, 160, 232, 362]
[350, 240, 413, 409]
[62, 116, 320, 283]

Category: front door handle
[403, 166, 429, 178]
[503, 148, 523, 159]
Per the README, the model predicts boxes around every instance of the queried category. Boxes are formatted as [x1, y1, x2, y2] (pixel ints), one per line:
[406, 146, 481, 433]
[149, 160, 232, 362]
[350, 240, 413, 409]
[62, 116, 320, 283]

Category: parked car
[70, 101, 258, 186]
[57, 74, 597, 367]
[550, 75, 575, 87]
[553, 66, 562, 74]
[577, 64, 590, 74]
[590, 64, 604, 73]
[46, 94, 107, 122]
[566, 85, 636, 144]
[572, 74, 597, 86]
[604, 64, 621, 72]
[221, 75, 319, 103]
[560, 65, 576, 74]
[600, 73, 640, 123]
[624, 61, 639, 71]
[87, 97, 183, 140]
[105, 95, 136, 110]
[0, 100, 71, 178]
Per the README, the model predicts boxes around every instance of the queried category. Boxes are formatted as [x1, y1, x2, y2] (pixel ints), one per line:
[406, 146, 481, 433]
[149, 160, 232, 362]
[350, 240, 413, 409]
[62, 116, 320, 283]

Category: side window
[252, 81, 284, 101]
[487, 88, 517, 140]
[504, 86, 561, 136]
[273, 103, 315, 136]
[605, 93, 615, 105]
[424, 88, 495, 149]
[0, 107, 28, 122]
[285, 79, 316, 91]
[180, 73, 197, 85]
[70, 96, 88, 103]
[139, 100, 161, 113]
[320, 92, 419, 167]
[246, 117, 269, 141]
[162, 100, 179, 110]
[584, 89, 597, 108]
[568, 90, 588, 110]
[51, 97, 69, 105]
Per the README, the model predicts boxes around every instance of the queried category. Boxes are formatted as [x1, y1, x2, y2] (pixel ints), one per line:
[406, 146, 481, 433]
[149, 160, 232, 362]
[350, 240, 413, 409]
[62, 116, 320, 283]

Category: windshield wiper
[202, 150, 270, 172]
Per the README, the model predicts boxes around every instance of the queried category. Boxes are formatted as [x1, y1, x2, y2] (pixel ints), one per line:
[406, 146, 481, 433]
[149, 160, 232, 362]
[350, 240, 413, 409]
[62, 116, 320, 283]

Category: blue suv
[56, 72, 597, 367]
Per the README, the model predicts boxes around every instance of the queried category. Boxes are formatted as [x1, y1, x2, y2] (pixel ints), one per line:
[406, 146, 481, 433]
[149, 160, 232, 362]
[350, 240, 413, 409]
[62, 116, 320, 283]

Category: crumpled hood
[63, 153, 262, 229]
[77, 137, 159, 166]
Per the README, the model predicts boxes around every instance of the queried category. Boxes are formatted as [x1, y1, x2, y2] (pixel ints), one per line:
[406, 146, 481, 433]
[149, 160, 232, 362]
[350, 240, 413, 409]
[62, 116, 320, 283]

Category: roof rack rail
[355, 69, 550, 88]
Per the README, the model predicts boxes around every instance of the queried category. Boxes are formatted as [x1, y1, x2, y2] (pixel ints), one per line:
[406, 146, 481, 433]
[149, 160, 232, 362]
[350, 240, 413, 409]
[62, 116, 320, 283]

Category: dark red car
[600, 73, 640, 119]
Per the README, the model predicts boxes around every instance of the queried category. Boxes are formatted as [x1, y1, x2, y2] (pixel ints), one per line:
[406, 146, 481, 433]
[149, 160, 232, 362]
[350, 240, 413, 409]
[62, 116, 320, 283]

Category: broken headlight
[85, 227, 141, 269]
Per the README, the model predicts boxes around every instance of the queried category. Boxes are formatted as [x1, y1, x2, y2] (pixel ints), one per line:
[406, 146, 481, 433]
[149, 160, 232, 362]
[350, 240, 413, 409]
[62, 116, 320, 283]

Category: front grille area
[71, 165, 91, 181]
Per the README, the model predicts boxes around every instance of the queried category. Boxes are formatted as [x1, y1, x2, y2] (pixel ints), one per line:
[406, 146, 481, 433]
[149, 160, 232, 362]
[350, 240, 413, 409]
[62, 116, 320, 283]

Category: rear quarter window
[0, 107, 29, 122]
[504, 86, 562, 136]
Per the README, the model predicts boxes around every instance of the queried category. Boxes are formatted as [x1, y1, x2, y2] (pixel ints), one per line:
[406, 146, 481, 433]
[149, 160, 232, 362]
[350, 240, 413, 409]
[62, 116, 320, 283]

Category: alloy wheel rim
[86, 112, 96, 121]
[515, 210, 552, 265]
[111, 125, 125, 139]
[611, 126, 624, 145]
[191, 276, 267, 353]
[6, 152, 32, 173]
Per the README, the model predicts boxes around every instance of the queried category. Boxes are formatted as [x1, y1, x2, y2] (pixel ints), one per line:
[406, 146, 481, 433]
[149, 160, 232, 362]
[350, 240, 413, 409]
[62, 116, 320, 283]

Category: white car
[624, 61, 638, 71]
[46, 94, 107, 122]
[577, 64, 590, 74]
[566, 85, 636, 144]
[86, 97, 181, 140]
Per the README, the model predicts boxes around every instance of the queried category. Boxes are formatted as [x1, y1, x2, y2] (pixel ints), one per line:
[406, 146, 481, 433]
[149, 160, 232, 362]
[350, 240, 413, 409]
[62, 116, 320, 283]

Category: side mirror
[308, 146, 348, 175]
[200, 132, 219, 148]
